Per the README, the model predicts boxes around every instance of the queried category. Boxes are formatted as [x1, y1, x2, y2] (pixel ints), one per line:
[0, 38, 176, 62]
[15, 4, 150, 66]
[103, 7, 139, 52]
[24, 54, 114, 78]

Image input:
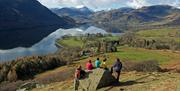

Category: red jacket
[86, 62, 93, 70]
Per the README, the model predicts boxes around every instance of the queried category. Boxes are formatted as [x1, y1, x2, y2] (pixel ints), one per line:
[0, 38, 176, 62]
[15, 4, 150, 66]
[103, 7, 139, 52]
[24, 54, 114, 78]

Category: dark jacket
[112, 61, 122, 72]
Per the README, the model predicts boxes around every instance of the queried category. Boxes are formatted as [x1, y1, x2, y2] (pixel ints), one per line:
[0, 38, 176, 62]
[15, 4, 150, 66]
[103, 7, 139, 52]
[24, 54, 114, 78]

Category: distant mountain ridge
[0, 0, 75, 30]
[51, 6, 94, 23]
[52, 5, 180, 33]
[0, 0, 75, 49]
[90, 5, 180, 32]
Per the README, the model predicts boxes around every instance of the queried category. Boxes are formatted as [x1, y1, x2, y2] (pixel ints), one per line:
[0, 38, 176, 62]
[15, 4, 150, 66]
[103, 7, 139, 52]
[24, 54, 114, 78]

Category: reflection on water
[0, 26, 109, 62]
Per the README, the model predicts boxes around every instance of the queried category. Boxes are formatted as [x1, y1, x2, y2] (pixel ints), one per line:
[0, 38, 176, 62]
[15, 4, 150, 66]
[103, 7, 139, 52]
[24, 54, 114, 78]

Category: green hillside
[136, 29, 180, 43]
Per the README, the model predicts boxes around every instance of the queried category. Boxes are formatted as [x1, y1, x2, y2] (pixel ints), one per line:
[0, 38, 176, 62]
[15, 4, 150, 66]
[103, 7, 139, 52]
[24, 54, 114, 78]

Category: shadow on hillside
[112, 80, 145, 87]
[104, 80, 145, 91]
[120, 80, 145, 86]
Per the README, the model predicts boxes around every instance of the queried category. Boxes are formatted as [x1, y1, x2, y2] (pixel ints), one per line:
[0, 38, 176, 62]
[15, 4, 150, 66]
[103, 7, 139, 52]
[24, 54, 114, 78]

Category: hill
[51, 7, 93, 23]
[0, 0, 75, 49]
[0, 34, 180, 91]
[90, 5, 180, 32]
[32, 72, 180, 91]
[31, 47, 180, 91]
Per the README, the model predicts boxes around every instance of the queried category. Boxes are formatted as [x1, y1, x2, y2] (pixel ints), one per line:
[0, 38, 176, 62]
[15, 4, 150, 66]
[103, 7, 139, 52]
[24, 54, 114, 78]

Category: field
[57, 37, 84, 47]
[20, 30, 180, 91]
[56, 35, 120, 47]
[32, 72, 180, 91]
[29, 33, 180, 91]
[32, 46, 180, 91]
[56, 33, 180, 65]
[136, 28, 180, 43]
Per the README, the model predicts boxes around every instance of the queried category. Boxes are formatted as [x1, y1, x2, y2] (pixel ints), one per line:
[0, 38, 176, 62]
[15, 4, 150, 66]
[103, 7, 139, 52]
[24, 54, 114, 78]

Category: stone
[78, 68, 116, 91]
[17, 82, 41, 91]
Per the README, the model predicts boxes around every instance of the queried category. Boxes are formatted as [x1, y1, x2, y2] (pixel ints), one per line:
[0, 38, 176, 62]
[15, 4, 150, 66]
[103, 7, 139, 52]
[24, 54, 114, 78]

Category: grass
[33, 71, 180, 91]
[78, 46, 180, 66]
[31, 46, 180, 91]
[57, 37, 84, 47]
[99, 36, 120, 41]
[136, 29, 180, 43]
[106, 46, 179, 65]
[112, 46, 170, 64]
[56, 36, 119, 47]
[56, 34, 180, 66]
[137, 29, 179, 37]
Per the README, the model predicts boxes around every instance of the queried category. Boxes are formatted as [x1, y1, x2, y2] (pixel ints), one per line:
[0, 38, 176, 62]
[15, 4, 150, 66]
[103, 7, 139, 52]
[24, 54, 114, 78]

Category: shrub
[155, 44, 170, 50]
[0, 81, 26, 91]
[7, 68, 17, 82]
[0, 55, 67, 82]
[123, 60, 161, 72]
[58, 46, 82, 64]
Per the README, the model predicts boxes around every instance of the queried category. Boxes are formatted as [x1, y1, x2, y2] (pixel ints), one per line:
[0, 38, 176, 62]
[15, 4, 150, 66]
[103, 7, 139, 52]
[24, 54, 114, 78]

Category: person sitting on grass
[75, 65, 86, 79]
[111, 58, 122, 82]
[101, 58, 108, 70]
[95, 58, 101, 68]
[86, 60, 93, 71]
[74, 65, 86, 91]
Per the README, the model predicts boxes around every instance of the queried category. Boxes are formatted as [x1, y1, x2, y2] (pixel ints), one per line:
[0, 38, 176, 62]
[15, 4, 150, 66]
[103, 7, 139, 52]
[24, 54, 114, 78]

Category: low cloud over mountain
[38, 0, 180, 10]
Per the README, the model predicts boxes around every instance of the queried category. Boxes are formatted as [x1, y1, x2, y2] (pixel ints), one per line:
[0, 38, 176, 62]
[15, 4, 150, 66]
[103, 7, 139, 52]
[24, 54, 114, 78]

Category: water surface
[0, 26, 109, 62]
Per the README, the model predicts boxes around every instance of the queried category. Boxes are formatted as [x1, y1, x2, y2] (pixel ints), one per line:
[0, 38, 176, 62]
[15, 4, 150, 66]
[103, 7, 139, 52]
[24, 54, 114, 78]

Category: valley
[0, 0, 179, 91]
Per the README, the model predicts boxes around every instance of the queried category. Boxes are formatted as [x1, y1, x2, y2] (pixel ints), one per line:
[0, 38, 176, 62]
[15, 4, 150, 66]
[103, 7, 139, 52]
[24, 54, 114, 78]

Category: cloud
[127, 0, 149, 9]
[38, 0, 180, 10]
[38, 0, 125, 10]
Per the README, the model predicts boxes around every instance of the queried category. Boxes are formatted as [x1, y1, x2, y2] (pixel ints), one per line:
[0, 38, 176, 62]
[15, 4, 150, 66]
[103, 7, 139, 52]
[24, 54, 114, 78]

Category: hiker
[101, 58, 108, 70]
[111, 58, 122, 81]
[86, 60, 93, 71]
[74, 65, 86, 91]
[95, 58, 101, 68]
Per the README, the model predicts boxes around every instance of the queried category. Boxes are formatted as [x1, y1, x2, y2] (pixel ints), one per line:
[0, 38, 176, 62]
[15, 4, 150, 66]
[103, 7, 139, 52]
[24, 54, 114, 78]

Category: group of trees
[0, 55, 67, 82]
[80, 34, 119, 55]
[57, 46, 82, 64]
[120, 32, 180, 51]
[60, 34, 119, 57]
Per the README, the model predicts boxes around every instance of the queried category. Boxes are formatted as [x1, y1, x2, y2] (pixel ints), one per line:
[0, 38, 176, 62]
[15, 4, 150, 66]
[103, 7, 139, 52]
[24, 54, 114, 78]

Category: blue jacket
[95, 60, 101, 68]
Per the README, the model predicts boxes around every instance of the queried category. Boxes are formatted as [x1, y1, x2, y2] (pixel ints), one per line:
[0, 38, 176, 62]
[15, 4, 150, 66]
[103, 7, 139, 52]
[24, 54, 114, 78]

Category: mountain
[90, 5, 180, 32]
[117, 7, 135, 13]
[0, 0, 75, 49]
[51, 7, 93, 23]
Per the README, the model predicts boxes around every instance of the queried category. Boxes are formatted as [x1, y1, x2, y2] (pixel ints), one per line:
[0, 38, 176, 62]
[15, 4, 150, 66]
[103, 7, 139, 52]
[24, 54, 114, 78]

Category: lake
[0, 26, 117, 62]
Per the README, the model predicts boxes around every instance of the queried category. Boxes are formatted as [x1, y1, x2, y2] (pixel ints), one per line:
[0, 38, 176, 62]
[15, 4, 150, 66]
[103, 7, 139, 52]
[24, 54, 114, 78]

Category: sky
[38, 0, 180, 11]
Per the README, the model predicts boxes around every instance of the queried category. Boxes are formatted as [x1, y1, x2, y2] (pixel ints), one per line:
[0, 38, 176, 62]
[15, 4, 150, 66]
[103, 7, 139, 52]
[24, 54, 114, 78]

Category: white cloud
[38, 0, 124, 10]
[127, 0, 149, 9]
[38, 0, 180, 10]
[173, 0, 180, 8]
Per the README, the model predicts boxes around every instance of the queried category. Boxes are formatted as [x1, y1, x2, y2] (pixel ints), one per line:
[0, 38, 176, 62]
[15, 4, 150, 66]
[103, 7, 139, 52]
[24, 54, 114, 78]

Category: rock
[78, 68, 116, 91]
[16, 82, 42, 91]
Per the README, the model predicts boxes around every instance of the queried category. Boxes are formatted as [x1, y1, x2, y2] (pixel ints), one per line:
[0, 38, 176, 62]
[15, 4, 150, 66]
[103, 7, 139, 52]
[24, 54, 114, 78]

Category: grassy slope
[56, 34, 180, 66]
[136, 29, 180, 43]
[57, 37, 84, 47]
[32, 72, 180, 91]
[32, 33, 180, 91]
[32, 46, 180, 91]
[56, 36, 120, 47]
[106, 46, 180, 65]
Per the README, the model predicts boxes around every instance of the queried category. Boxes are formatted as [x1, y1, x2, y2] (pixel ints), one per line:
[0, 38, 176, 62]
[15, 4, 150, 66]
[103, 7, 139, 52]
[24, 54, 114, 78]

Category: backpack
[75, 69, 81, 79]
